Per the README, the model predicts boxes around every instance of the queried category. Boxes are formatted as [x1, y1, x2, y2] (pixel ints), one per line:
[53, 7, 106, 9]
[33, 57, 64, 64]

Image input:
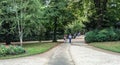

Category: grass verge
[0, 42, 60, 59]
[89, 41, 120, 53]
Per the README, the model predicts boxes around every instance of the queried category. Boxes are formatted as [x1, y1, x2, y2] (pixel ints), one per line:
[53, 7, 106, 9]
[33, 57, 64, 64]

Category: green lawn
[90, 41, 120, 53]
[0, 42, 59, 59]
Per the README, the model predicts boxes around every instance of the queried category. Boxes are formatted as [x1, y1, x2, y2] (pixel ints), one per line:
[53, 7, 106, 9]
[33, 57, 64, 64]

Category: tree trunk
[20, 32, 23, 46]
[53, 17, 57, 42]
[2, 22, 12, 45]
[94, 0, 102, 29]
[93, 0, 108, 29]
[5, 33, 11, 45]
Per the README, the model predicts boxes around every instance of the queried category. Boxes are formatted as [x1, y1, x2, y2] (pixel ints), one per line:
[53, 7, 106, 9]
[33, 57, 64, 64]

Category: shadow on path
[46, 44, 74, 65]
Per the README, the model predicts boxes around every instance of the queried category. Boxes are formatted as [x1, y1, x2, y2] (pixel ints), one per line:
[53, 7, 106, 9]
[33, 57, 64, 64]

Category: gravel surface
[70, 45, 120, 65]
[46, 44, 74, 65]
[1, 35, 120, 65]
[0, 44, 59, 65]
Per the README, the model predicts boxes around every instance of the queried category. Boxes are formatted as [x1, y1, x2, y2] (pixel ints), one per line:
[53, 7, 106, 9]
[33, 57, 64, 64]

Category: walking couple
[64, 34, 72, 43]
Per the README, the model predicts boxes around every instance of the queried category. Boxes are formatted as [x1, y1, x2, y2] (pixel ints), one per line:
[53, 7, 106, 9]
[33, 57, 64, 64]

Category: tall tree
[43, 0, 75, 42]
[0, 0, 45, 45]
[93, 0, 108, 29]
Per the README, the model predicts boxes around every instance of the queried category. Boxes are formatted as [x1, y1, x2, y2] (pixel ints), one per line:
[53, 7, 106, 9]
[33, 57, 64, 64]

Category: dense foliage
[42, 0, 76, 41]
[82, 0, 120, 43]
[0, 0, 46, 44]
[0, 0, 77, 43]
[0, 45, 25, 56]
[84, 0, 120, 31]
[0, 0, 120, 44]
[85, 28, 120, 43]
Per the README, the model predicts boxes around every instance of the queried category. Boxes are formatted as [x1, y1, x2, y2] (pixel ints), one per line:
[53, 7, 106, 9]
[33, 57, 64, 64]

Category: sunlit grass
[90, 41, 120, 53]
[0, 42, 59, 59]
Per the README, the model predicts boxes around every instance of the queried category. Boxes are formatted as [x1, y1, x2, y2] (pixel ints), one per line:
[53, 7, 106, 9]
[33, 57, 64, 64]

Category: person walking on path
[77, 32, 81, 36]
[68, 34, 72, 43]
[64, 34, 67, 43]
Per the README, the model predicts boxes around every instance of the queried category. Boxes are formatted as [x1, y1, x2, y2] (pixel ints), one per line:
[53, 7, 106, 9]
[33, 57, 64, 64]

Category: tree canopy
[0, 0, 120, 44]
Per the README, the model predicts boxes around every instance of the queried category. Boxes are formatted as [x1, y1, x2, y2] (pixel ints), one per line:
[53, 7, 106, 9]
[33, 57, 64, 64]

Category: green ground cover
[0, 42, 59, 59]
[90, 41, 120, 53]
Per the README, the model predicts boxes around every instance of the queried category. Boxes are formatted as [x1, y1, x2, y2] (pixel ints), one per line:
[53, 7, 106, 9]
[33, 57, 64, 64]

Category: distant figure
[73, 33, 77, 39]
[64, 34, 67, 43]
[68, 34, 72, 43]
[78, 32, 81, 36]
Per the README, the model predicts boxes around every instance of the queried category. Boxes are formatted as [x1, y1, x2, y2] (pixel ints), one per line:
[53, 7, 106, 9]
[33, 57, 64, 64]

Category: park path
[0, 44, 60, 65]
[1, 35, 120, 65]
[70, 36, 120, 65]
[46, 44, 74, 65]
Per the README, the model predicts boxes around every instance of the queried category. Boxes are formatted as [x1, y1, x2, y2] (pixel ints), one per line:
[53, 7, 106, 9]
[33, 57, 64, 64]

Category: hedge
[85, 28, 120, 43]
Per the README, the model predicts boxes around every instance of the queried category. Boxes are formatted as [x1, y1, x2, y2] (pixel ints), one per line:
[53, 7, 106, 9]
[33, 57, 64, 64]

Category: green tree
[43, 0, 75, 42]
[0, 0, 45, 45]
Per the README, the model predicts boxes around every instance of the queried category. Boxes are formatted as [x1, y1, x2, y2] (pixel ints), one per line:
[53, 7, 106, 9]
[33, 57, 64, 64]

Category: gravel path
[0, 44, 74, 65]
[1, 35, 120, 65]
[46, 44, 74, 65]
[0, 44, 59, 65]
[70, 35, 120, 65]
[0, 56, 47, 65]
[70, 45, 120, 65]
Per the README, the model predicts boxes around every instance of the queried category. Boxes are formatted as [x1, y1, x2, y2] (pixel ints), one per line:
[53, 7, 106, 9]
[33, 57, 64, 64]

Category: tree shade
[0, 0, 120, 44]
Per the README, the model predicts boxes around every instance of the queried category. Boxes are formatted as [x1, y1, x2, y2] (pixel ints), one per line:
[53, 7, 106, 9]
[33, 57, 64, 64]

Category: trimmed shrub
[85, 28, 120, 43]
[0, 45, 25, 56]
[96, 33, 107, 42]
[0, 45, 8, 56]
[85, 30, 97, 43]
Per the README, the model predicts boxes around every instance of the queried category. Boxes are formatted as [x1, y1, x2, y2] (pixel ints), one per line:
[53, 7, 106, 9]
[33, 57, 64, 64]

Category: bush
[0, 45, 25, 56]
[96, 33, 107, 42]
[0, 45, 8, 56]
[85, 28, 120, 43]
[85, 30, 97, 43]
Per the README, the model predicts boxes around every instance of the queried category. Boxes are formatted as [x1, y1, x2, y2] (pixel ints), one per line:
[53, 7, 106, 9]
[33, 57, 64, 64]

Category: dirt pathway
[1, 35, 120, 65]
